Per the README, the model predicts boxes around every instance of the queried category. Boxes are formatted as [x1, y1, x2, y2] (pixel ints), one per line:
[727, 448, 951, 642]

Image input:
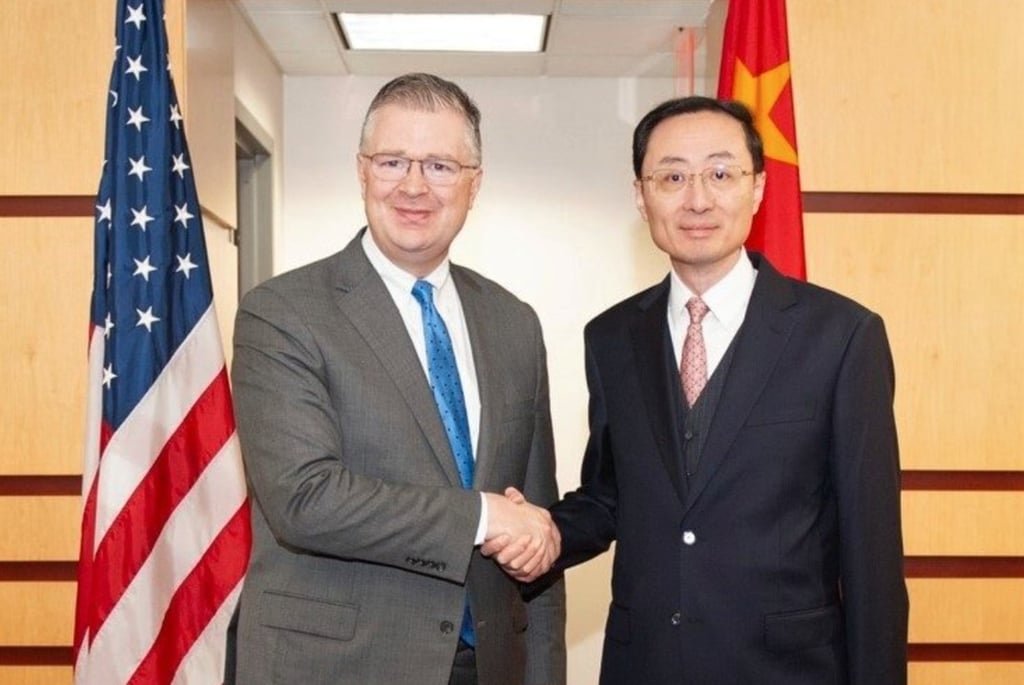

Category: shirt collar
[361, 228, 452, 294]
[668, 248, 757, 329]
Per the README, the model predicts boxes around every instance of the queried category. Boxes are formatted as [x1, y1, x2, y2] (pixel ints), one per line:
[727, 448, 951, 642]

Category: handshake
[482, 487, 561, 583]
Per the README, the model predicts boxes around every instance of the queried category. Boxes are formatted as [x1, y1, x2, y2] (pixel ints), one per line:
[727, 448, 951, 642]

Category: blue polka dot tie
[411, 279, 476, 647]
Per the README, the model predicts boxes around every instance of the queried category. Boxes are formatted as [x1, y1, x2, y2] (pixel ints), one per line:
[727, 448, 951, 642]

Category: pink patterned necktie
[680, 297, 710, 407]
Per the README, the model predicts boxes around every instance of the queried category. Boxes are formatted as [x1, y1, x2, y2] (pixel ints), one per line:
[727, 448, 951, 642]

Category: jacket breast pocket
[259, 590, 359, 641]
[764, 603, 841, 652]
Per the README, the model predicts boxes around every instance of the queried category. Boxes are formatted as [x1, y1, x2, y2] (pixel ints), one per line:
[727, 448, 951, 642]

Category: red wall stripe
[905, 556, 1024, 578]
[803, 192, 1024, 215]
[0, 476, 81, 496]
[0, 196, 95, 217]
[908, 643, 1024, 661]
[3, 192, 1022, 219]
[0, 647, 72, 666]
[4, 470, 1023, 497]
[902, 470, 1024, 491]
[3, 556, 1018, 582]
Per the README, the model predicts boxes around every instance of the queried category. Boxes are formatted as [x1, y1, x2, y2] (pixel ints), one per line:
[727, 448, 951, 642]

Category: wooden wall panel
[0, 219, 92, 476]
[788, 0, 1024, 193]
[908, 579, 1024, 643]
[0, 0, 182, 197]
[0, 667, 72, 685]
[0, 2, 112, 195]
[0, 498, 79, 561]
[910, 663, 1024, 685]
[903, 492, 1024, 556]
[0, 583, 75, 645]
[804, 214, 1024, 471]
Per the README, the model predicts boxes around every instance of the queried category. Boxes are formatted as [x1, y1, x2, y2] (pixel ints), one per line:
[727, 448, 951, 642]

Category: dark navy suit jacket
[551, 253, 908, 685]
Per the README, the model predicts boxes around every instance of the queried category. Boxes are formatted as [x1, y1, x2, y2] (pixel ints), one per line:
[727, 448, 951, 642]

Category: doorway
[235, 102, 274, 296]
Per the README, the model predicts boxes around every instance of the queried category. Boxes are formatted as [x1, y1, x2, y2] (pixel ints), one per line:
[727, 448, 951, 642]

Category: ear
[356, 154, 369, 200]
[751, 170, 767, 214]
[633, 180, 649, 222]
[467, 168, 483, 209]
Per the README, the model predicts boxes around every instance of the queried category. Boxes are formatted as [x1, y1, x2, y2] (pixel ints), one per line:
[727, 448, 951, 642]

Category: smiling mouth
[394, 207, 432, 221]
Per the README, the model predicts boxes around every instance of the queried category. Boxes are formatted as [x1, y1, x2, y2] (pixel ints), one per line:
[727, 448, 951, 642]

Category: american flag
[74, 1, 251, 682]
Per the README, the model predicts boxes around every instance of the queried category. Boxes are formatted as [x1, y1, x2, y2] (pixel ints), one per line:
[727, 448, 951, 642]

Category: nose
[397, 160, 429, 194]
[680, 176, 715, 212]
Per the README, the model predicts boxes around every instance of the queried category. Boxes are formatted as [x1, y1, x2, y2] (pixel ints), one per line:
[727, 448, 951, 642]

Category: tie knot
[686, 297, 709, 324]
[411, 279, 434, 309]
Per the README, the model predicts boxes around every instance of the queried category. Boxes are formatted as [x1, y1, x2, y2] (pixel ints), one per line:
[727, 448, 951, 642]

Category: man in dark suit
[230, 73, 565, 685]
[491, 96, 907, 684]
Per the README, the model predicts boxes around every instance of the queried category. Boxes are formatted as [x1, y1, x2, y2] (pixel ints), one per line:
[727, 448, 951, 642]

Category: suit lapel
[629, 278, 688, 502]
[331, 233, 463, 487]
[682, 255, 799, 516]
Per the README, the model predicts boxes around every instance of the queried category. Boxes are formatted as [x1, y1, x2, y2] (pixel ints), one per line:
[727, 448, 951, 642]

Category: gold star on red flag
[732, 58, 798, 166]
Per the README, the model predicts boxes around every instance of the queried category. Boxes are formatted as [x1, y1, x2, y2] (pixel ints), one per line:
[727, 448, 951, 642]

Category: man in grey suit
[230, 73, 566, 685]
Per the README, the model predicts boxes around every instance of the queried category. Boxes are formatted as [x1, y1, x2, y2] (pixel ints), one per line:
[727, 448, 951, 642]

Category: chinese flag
[717, 0, 806, 280]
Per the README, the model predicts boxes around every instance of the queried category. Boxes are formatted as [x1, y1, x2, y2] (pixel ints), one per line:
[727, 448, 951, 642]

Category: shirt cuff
[474, 492, 488, 545]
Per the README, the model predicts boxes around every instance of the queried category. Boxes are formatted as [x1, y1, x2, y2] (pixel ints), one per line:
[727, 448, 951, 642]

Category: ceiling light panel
[338, 13, 548, 53]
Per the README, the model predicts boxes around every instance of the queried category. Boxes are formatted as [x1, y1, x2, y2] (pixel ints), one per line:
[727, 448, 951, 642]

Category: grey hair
[359, 73, 482, 164]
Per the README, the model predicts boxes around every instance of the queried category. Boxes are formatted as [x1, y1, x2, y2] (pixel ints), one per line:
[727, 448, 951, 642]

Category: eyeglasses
[637, 164, 754, 194]
[359, 153, 480, 186]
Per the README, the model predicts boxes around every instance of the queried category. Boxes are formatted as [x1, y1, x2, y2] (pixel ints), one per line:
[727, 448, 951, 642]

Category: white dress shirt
[668, 249, 758, 377]
[361, 231, 488, 543]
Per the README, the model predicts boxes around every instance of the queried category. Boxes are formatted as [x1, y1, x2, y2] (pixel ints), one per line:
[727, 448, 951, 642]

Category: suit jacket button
[440, 620, 455, 634]
[670, 611, 682, 626]
[682, 530, 697, 545]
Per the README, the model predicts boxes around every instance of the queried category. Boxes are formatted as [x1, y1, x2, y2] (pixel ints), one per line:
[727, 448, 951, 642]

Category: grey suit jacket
[230, 231, 566, 685]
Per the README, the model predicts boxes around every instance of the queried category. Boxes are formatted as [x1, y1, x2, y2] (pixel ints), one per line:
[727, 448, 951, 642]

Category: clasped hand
[481, 487, 560, 583]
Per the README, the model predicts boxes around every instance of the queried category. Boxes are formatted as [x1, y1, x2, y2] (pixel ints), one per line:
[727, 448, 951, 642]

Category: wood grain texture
[0, 666, 72, 684]
[0, 583, 75, 646]
[908, 579, 1024, 643]
[788, 0, 1024, 193]
[0, 2, 112, 195]
[909, 662, 1024, 685]
[903, 492, 1024, 556]
[0, 498, 80, 561]
[0, 219, 92, 475]
[804, 214, 1024, 472]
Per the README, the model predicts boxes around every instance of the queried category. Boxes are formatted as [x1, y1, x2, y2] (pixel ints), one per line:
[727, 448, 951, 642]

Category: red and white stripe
[75, 306, 250, 684]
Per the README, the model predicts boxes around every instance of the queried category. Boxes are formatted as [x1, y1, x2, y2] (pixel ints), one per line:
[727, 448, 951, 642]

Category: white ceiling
[232, 0, 717, 77]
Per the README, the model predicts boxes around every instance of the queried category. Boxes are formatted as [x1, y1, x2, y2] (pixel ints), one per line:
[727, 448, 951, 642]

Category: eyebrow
[655, 151, 737, 166]
[369, 150, 462, 162]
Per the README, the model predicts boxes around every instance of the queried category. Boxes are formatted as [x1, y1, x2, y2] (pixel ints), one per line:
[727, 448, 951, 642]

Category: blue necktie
[411, 279, 476, 646]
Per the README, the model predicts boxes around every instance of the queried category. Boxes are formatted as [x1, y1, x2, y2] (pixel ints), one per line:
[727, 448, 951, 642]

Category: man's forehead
[646, 112, 749, 162]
